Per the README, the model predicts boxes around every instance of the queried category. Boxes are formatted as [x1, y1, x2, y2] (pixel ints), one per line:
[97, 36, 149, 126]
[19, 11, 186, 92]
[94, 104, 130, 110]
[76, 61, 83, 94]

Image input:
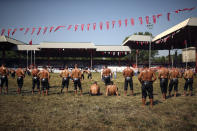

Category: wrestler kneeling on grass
[106, 81, 118, 96]
[138, 64, 157, 107]
[16, 67, 25, 94]
[38, 66, 50, 96]
[71, 64, 82, 96]
[90, 81, 100, 95]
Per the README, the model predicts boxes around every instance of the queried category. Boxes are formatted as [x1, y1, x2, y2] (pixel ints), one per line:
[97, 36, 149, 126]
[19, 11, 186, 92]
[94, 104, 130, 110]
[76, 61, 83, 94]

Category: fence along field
[0, 72, 197, 130]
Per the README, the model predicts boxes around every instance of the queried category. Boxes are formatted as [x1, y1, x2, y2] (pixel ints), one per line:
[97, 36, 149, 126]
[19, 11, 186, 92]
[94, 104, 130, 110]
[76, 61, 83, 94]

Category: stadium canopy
[123, 17, 197, 50]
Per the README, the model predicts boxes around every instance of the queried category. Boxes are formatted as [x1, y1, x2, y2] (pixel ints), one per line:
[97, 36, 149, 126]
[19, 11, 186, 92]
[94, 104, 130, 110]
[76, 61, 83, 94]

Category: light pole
[146, 23, 153, 68]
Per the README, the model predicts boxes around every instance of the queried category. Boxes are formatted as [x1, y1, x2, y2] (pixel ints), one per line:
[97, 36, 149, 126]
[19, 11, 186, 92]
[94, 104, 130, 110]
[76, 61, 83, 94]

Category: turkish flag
[93, 23, 96, 30]
[139, 17, 143, 24]
[75, 25, 78, 31]
[87, 24, 90, 31]
[24, 28, 30, 35]
[81, 24, 84, 31]
[118, 20, 121, 27]
[157, 14, 162, 19]
[130, 18, 134, 26]
[100, 22, 103, 30]
[167, 13, 170, 21]
[31, 28, 36, 35]
[12, 28, 17, 36]
[50, 26, 54, 32]
[106, 21, 109, 30]
[153, 15, 156, 24]
[146, 16, 149, 24]
[1, 29, 5, 36]
[29, 39, 32, 45]
[67, 25, 72, 30]
[8, 29, 12, 37]
[54, 26, 65, 32]
[19, 28, 24, 31]
[37, 27, 41, 35]
[112, 20, 115, 28]
[125, 19, 128, 27]
[43, 27, 48, 34]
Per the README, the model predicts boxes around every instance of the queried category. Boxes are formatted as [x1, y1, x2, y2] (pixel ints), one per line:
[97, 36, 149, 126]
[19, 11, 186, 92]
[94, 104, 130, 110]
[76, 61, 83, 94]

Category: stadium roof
[0, 35, 26, 45]
[122, 35, 152, 46]
[96, 45, 131, 52]
[39, 42, 96, 49]
[12, 45, 40, 51]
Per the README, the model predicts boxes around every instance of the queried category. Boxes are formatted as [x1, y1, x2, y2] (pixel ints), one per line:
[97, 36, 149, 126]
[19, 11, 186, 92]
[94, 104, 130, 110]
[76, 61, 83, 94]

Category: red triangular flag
[12, 28, 17, 36]
[146, 16, 149, 24]
[157, 14, 162, 19]
[54, 26, 65, 32]
[167, 13, 170, 21]
[43, 27, 48, 34]
[131, 18, 134, 26]
[118, 20, 121, 27]
[93, 23, 96, 30]
[125, 19, 128, 27]
[37, 27, 41, 35]
[75, 25, 78, 31]
[106, 21, 110, 30]
[19, 28, 24, 31]
[153, 15, 156, 24]
[67, 25, 72, 30]
[1, 29, 5, 36]
[112, 20, 115, 28]
[24, 28, 30, 35]
[50, 26, 54, 32]
[100, 22, 103, 30]
[87, 24, 90, 31]
[31, 27, 36, 35]
[139, 17, 143, 24]
[81, 24, 84, 31]
[8, 29, 12, 37]
[29, 39, 32, 45]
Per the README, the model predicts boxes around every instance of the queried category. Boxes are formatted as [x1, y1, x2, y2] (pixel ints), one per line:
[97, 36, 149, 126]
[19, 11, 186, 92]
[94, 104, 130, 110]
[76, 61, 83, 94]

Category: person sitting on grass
[106, 81, 118, 97]
[90, 81, 100, 95]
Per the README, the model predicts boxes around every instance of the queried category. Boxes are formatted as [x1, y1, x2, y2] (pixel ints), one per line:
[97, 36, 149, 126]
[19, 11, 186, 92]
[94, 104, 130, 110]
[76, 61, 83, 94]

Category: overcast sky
[0, 0, 197, 56]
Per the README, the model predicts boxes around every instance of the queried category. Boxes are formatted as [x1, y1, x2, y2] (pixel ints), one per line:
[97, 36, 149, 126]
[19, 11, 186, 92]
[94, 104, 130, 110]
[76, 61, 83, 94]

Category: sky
[0, 0, 197, 56]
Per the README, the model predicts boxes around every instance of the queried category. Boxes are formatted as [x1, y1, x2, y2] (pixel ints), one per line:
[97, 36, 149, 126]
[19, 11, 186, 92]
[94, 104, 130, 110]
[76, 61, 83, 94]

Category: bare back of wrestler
[123, 66, 134, 96]
[16, 68, 25, 94]
[60, 67, 70, 93]
[90, 82, 100, 95]
[138, 66, 156, 107]
[71, 64, 82, 95]
[38, 67, 50, 96]
[31, 67, 40, 94]
[106, 84, 118, 96]
[183, 68, 194, 96]
[0, 65, 9, 94]
[158, 67, 169, 100]
[102, 66, 112, 86]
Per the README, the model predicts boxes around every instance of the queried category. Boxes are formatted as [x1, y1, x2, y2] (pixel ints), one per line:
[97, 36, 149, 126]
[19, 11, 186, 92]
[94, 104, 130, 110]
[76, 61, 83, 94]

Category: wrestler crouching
[138, 64, 157, 107]
[90, 81, 100, 95]
[38, 66, 50, 96]
[106, 81, 118, 96]
[71, 64, 82, 96]
[16, 67, 25, 94]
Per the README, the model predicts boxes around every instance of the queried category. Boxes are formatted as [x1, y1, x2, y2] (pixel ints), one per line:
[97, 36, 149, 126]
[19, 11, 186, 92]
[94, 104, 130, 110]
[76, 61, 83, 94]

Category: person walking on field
[123, 65, 134, 96]
[183, 66, 195, 96]
[16, 67, 25, 94]
[0, 64, 9, 94]
[60, 66, 70, 94]
[71, 64, 82, 96]
[38, 66, 50, 96]
[158, 66, 169, 100]
[138, 64, 157, 108]
[31, 66, 40, 94]
[168, 67, 182, 97]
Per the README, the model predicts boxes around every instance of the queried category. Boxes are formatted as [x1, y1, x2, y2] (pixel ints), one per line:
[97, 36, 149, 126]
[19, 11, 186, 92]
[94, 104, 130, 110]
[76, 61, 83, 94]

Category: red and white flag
[37, 27, 41, 35]
[43, 27, 48, 34]
[8, 29, 12, 37]
[100, 22, 103, 30]
[118, 20, 121, 27]
[93, 23, 96, 30]
[1, 29, 5, 36]
[167, 13, 170, 21]
[139, 17, 143, 25]
[24, 28, 30, 35]
[106, 21, 110, 30]
[81, 24, 84, 31]
[146, 16, 149, 24]
[67, 25, 72, 30]
[12, 28, 17, 36]
[75, 25, 78, 31]
[153, 15, 156, 24]
[19, 28, 24, 31]
[31, 27, 36, 35]
[157, 14, 162, 19]
[50, 26, 54, 32]
[125, 19, 128, 27]
[54, 26, 65, 32]
[131, 18, 134, 26]
[87, 24, 90, 31]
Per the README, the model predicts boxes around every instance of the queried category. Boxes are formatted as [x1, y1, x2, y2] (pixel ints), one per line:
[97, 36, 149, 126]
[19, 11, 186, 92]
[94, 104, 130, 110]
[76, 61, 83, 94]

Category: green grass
[0, 72, 197, 131]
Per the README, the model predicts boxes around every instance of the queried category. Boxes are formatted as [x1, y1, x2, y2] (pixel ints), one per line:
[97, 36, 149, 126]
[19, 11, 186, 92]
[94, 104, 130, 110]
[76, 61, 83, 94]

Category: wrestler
[158, 66, 169, 100]
[106, 81, 118, 96]
[10, 69, 15, 79]
[102, 65, 112, 86]
[16, 67, 25, 94]
[60, 66, 70, 93]
[31, 66, 40, 94]
[90, 81, 100, 95]
[138, 64, 157, 107]
[71, 64, 82, 96]
[0, 64, 9, 94]
[183, 66, 194, 96]
[38, 66, 50, 96]
[168, 67, 182, 97]
[123, 65, 134, 96]
[87, 69, 92, 79]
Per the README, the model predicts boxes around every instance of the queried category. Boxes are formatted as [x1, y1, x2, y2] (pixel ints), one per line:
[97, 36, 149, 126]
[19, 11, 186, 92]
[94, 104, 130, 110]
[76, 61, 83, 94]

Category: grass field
[0, 72, 197, 131]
